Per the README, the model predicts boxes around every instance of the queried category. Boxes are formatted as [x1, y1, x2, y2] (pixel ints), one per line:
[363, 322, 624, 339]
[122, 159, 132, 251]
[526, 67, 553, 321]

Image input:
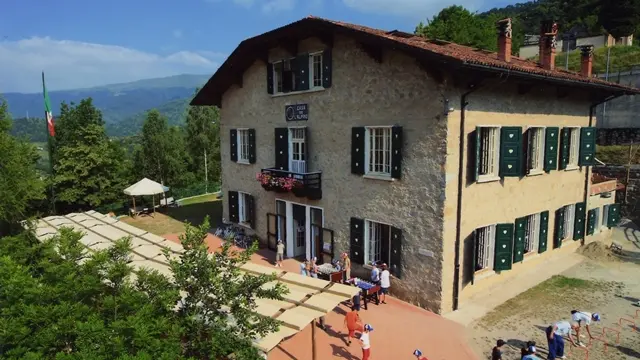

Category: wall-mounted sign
[285, 104, 309, 121]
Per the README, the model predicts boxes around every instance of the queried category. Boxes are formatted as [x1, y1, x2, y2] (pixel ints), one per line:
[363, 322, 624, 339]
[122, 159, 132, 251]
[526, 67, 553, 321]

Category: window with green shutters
[499, 127, 523, 177]
[526, 127, 545, 174]
[554, 207, 565, 248]
[474, 126, 500, 181]
[573, 202, 586, 240]
[268, 51, 332, 95]
[514, 217, 527, 263]
[586, 209, 597, 235]
[607, 204, 621, 227]
[544, 127, 559, 172]
[494, 223, 514, 271]
[578, 127, 597, 166]
[538, 211, 549, 253]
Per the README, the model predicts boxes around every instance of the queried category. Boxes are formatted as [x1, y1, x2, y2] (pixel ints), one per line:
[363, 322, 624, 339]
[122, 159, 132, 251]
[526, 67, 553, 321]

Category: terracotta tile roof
[306, 16, 639, 93]
[192, 16, 639, 107]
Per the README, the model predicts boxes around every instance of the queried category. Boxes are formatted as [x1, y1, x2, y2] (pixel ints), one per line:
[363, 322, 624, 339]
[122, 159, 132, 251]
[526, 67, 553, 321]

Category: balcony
[590, 173, 619, 196]
[257, 168, 322, 200]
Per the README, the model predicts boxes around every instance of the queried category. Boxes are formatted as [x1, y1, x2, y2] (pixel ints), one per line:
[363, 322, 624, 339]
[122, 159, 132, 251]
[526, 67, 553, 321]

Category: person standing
[492, 339, 505, 360]
[300, 260, 309, 276]
[570, 310, 601, 345]
[545, 320, 578, 360]
[275, 240, 285, 267]
[342, 252, 351, 282]
[360, 324, 373, 360]
[344, 306, 363, 345]
[379, 263, 391, 304]
[370, 262, 380, 285]
[310, 257, 319, 278]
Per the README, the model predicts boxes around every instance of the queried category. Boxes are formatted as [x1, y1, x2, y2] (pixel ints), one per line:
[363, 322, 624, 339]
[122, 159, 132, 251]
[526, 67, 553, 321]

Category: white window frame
[476, 224, 496, 271]
[477, 126, 501, 181]
[236, 128, 250, 164]
[527, 127, 545, 174]
[363, 219, 392, 266]
[309, 51, 324, 89]
[364, 126, 393, 177]
[563, 204, 575, 240]
[238, 191, 250, 224]
[593, 208, 601, 234]
[567, 127, 580, 168]
[525, 213, 541, 253]
[288, 127, 307, 174]
[602, 205, 609, 229]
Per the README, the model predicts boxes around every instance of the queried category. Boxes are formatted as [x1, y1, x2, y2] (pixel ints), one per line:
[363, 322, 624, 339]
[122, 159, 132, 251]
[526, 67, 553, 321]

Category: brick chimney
[539, 21, 558, 70]
[496, 18, 512, 62]
[579, 45, 594, 77]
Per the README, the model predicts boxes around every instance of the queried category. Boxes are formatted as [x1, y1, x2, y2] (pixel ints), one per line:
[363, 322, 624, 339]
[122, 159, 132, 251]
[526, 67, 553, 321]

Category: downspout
[452, 84, 482, 311]
[583, 93, 624, 245]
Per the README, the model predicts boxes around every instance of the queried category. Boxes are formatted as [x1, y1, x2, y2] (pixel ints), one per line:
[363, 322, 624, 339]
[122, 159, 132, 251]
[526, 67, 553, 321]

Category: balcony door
[289, 127, 307, 175]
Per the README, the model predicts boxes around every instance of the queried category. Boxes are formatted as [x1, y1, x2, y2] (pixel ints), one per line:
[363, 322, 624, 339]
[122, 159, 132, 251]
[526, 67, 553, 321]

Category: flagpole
[42, 72, 56, 215]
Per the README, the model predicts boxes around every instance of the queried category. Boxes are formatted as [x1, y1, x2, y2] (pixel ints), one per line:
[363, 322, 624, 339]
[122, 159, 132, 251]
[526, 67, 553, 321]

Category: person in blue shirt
[370, 262, 380, 285]
[522, 345, 540, 360]
[545, 321, 578, 360]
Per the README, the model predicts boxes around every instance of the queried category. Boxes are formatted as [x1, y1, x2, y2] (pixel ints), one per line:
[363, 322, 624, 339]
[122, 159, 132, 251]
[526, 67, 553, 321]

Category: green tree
[0, 100, 45, 233]
[52, 99, 128, 211]
[598, 0, 640, 38]
[185, 88, 221, 187]
[133, 109, 192, 187]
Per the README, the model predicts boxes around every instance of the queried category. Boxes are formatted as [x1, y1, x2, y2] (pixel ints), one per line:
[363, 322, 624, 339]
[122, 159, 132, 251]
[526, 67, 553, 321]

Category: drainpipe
[583, 94, 623, 245]
[452, 84, 483, 311]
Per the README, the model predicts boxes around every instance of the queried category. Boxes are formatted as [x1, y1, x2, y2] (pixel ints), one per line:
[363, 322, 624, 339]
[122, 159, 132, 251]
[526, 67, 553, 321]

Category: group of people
[491, 310, 601, 360]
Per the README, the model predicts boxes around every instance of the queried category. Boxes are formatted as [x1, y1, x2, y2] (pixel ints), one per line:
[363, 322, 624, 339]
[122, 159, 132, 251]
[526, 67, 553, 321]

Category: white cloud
[0, 37, 224, 93]
[262, 0, 295, 12]
[341, 0, 485, 19]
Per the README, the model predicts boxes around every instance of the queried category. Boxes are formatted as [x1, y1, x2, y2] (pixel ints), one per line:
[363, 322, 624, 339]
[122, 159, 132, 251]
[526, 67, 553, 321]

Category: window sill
[474, 269, 496, 281]
[527, 169, 544, 177]
[272, 87, 325, 98]
[237, 222, 252, 229]
[236, 160, 251, 165]
[565, 165, 579, 171]
[363, 174, 395, 182]
[477, 175, 500, 184]
[523, 252, 539, 262]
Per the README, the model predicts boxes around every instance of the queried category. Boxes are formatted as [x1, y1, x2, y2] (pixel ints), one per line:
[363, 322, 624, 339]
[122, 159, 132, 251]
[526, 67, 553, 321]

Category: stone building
[192, 17, 638, 314]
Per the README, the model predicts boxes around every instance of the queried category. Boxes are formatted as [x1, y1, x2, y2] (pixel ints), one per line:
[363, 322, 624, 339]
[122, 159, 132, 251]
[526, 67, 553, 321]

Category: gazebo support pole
[153, 195, 156, 216]
[132, 197, 136, 217]
[311, 318, 317, 360]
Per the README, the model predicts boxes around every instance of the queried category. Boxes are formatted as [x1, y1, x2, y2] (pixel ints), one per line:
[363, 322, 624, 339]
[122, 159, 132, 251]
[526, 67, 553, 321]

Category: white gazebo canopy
[124, 178, 169, 196]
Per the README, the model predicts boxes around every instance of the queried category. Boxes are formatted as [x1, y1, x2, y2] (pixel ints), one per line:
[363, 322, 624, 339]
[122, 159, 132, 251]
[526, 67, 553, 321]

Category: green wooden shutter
[246, 195, 255, 229]
[322, 49, 332, 88]
[248, 129, 256, 164]
[350, 218, 365, 265]
[499, 127, 523, 177]
[267, 63, 274, 94]
[230, 129, 238, 162]
[228, 191, 239, 223]
[554, 207, 565, 248]
[559, 128, 570, 170]
[586, 209, 596, 235]
[544, 127, 559, 172]
[578, 127, 596, 166]
[351, 127, 365, 175]
[513, 217, 527, 263]
[607, 204, 621, 227]
[390, 226, 403, 278]
[391, 126, 403, 179]
[295, 54, 309, 91]
[473, 127, 481, 182]
[494, 223, 514, 271]
[275, 128, 289, 171]
[573, 202, 586, 240]
[538, 211, 549, 253]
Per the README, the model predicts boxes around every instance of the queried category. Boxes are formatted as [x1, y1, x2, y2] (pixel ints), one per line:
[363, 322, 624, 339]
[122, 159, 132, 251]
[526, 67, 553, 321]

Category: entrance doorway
[292, 204, 306, 257]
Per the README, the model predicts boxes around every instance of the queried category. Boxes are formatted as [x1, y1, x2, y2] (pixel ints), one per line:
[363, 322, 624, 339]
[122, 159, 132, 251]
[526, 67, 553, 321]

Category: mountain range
[2, 74, 211, 140]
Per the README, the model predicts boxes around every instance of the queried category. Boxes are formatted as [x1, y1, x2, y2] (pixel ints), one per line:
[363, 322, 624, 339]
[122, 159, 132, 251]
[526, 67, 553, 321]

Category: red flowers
[256, 172, 302, 191]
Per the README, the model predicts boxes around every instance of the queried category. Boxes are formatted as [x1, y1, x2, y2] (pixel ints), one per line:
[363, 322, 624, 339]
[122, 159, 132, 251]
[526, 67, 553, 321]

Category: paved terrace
[32, 212, 477, 359]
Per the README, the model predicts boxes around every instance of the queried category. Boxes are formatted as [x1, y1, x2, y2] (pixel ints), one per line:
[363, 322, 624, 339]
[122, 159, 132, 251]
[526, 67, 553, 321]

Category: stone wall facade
[218, 35, 449, 312]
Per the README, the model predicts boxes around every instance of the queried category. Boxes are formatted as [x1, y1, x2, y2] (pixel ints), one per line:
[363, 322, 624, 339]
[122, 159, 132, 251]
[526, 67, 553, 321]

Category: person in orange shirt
[344, 306, 363, 345]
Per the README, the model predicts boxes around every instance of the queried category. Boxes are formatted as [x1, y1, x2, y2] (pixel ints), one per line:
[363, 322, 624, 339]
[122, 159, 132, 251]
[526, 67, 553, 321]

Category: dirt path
[469, 241, 640, 360]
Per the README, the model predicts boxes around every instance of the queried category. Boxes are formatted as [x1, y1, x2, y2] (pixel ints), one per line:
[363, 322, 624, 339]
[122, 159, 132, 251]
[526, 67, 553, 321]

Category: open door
[320, 227, 334, 265]
[266, 213, 278, 251]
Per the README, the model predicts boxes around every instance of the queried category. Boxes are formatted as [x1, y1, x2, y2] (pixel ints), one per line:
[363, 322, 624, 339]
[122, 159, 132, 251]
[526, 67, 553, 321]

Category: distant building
[519, 33, 633, 59]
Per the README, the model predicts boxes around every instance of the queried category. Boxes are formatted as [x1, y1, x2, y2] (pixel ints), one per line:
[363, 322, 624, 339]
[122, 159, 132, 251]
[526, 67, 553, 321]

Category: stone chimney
[579, 45, 594, 77]
[496, 18, 512, 62]
[539, 21, 558, 70]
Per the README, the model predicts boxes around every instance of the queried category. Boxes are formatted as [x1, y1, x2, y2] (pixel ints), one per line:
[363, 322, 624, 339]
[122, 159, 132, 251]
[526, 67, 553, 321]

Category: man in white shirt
[360, 324, 373, 360]
[379, 263, 391, 304]
[570, 310, 601, 345]
[545, 320, 578, 360]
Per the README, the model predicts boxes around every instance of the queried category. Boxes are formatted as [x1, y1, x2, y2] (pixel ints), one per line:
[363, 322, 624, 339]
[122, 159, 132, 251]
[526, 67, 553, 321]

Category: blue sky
[0, 0, 516, 93]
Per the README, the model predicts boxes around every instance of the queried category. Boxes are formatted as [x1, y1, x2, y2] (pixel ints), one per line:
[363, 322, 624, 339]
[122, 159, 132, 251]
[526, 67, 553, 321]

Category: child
[360, 324, 373, 360]
[522, 345, 539, 360]
[344, 306, 363, 345]
[275, 240, 285, 267]
[492, 339, 505, 360]
[520, 341, 536, 359]
[413, 349, 429, 359]
[379, 263, 391, 304]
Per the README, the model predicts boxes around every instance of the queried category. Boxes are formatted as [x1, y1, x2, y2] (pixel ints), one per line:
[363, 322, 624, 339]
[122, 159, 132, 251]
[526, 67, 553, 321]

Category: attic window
[386, 30, 415, 39]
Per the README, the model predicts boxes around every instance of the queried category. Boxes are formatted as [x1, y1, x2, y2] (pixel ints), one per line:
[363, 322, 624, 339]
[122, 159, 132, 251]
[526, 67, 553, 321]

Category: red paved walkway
[164, 232, 478, 360]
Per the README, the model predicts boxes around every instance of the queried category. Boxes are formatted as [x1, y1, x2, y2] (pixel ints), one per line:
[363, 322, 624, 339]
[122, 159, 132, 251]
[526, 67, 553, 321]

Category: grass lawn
[121, 199, 223, 235]
[178, 193, 220, 206]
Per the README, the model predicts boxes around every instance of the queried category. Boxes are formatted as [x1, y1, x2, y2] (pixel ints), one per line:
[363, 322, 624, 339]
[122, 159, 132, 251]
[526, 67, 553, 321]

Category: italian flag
[42, 72, 55, 137]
